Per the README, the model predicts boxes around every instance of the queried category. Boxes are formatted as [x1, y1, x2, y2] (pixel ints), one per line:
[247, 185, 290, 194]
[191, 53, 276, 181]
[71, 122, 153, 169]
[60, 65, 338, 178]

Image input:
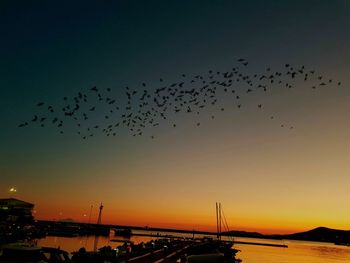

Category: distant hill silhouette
[223, 227, 350, 244]
[280, 227, 350, 243]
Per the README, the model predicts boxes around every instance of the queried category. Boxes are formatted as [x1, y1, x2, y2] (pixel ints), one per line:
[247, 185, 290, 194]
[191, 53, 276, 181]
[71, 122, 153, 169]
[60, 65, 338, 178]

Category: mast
[94, 203, 103, 252]
[97, 203, 103, 225]
[219, 202, 222, 240]
[216, 202, 219, 239]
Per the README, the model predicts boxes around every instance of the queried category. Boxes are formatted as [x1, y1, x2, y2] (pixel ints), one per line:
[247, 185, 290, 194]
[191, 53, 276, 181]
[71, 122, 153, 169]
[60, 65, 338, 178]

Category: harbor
[1, 227, 242, 262]
[0, 198, 292, 262]
[1, 199, 245, 262]
[2, 198, 350, 262]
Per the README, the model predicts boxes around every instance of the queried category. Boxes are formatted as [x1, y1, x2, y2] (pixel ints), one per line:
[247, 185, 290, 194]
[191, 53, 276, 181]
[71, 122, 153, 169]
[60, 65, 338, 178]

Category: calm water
[37, 231, 350, 263]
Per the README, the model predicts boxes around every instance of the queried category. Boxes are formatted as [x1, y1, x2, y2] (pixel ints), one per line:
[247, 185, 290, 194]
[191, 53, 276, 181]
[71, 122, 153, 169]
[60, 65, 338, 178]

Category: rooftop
[0, 198, 34, 207]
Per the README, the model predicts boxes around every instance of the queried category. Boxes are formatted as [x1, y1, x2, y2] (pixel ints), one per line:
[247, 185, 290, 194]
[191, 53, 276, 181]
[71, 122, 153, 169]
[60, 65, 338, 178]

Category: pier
[110, 233, 287, 248]
[36, 220, 288, 248]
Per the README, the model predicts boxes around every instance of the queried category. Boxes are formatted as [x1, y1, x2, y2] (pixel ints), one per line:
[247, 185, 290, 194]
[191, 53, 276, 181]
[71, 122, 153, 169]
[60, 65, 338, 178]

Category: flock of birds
[18, 59, 342, 139]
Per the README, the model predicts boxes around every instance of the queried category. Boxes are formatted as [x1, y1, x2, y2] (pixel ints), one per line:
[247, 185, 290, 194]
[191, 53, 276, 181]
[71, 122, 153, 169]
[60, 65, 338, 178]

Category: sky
[1, 0, 350, 234]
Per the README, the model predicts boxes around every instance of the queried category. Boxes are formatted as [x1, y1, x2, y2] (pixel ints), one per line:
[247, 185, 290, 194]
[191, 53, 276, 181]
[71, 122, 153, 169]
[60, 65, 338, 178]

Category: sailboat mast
[216, 202, 219, 239]
[219, 202, 222, 240]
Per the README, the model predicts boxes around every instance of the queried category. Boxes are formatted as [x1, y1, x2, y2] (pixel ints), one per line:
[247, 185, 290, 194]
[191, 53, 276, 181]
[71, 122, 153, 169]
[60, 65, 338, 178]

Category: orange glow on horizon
[32, 201, 350, 235]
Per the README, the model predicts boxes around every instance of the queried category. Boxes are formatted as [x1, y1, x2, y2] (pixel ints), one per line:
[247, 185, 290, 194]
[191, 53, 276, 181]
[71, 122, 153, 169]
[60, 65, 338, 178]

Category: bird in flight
[18, 59, 342, 140]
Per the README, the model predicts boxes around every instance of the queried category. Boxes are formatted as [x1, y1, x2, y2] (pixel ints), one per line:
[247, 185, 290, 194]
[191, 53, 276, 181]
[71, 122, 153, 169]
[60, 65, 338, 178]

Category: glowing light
[9, 187, 17, 193]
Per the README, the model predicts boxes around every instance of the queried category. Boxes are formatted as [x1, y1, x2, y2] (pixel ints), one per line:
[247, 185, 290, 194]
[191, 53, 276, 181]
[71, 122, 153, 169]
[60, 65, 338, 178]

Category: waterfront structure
[0, 198, 34, 223]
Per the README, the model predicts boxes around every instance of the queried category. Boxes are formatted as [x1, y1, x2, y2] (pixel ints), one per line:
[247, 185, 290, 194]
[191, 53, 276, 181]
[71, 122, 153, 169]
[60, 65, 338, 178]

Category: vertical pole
[219, 203, 222, 240]
[216, 202, 219, 239]
[97, 203, 103, 225]
[94, 203, 103, 251]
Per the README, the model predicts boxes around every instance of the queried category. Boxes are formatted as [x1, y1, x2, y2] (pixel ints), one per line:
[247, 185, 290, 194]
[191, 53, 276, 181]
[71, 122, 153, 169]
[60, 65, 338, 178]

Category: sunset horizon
[3, 192, 349, 235]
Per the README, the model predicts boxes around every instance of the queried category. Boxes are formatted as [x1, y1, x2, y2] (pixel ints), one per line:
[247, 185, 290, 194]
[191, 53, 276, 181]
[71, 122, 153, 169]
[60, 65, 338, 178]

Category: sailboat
[185, 202, 241, 263]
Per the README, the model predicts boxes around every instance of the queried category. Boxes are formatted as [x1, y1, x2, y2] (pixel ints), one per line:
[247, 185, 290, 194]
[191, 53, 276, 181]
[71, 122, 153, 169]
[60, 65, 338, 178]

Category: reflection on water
[38, 235, 110, 252]
[235, 239, 350, 263]
[37, 231, 155, 253]
[37, 232, 350, 263]
[309, 244, 349, 259]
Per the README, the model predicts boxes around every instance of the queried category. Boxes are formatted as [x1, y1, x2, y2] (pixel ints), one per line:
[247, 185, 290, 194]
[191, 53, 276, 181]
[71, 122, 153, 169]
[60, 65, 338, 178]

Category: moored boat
[0, 243, 71, 263]
[113, 228, 132, 237]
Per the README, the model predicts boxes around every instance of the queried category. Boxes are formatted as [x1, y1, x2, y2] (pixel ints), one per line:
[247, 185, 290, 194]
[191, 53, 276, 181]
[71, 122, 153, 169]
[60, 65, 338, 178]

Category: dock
[234, 240, 287, 248]
[37, 220, 288, 248]
[111, 232, 288, 248]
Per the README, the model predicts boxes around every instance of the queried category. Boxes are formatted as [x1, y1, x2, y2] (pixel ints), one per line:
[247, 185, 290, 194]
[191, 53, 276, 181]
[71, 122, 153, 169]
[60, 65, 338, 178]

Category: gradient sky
[1, 0, 350, 234]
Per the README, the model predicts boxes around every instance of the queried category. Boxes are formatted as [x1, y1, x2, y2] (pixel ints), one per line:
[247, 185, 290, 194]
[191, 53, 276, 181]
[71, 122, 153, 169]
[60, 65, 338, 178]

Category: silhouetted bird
[20, 59, 342, 140]
[18, 122, 28, 127]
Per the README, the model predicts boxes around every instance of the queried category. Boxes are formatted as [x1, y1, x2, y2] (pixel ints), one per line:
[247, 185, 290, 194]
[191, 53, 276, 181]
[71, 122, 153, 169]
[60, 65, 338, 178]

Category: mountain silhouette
[223, 227, 350, 244]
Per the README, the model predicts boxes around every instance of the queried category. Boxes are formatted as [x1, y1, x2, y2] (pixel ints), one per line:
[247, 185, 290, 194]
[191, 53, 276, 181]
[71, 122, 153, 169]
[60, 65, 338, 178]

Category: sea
[37, 230, 350, 263]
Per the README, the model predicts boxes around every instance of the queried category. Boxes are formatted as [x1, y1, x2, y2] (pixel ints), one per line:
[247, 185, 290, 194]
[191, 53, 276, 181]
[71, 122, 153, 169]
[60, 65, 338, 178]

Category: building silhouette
[0, 198, 34, 223]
